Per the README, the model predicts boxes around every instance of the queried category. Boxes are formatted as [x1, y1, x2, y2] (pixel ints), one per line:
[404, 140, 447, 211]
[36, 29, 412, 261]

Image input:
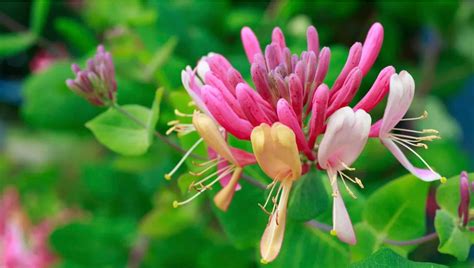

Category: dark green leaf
[288, 169, 329, 221]
[351, 248, 447, 268]
[54, 17, 96, 53]
[30, 0, 50, 34]
[0, 32, 36, 57]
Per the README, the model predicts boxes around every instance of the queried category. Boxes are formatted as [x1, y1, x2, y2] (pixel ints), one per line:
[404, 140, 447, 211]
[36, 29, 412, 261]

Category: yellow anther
[164, 174, 172, 180]
[440, 177, 447, 184]
[172, 201, 179, 208]
[330, 230, 337, 236]
[260, 259, 269, 265]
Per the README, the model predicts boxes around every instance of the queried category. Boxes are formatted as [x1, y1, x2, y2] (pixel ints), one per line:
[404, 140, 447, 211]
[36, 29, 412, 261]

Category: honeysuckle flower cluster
[0, 188, 56, 268]
[166, 22, 446, 263]
[66, 45, 117, 106]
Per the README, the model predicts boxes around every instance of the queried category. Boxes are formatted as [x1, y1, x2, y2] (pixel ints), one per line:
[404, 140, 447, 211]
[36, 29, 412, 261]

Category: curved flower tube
[251, 123, 301, 263]
[318, 107, 371, 244]
[370, 71, 443, 182]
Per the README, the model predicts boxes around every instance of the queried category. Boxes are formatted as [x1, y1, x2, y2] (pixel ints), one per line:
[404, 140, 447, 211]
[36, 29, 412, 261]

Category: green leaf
[351, 248, 446, 268]
[54, 17, 96, 53]
[434, 209, 470, 261]
[213, 180, 267, 248]
[30, 0, 50, 34]
[363, 174, 430, 248]
[0, 32, 36, 57]
[86, 105, 152, 156]
[287, 169, 329, 221]
[350, 222, 379, 261]
[148, 88, 164, 137]
[177, 173, 195, 194]
[22, 61, 101, 129]
[263, 223, 349, 268]
[142, 38, 178, 82]
[50, 220, 133, 266]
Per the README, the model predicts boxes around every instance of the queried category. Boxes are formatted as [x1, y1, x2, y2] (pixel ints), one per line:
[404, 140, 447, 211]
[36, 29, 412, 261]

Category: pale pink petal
[379, 71, 414, 136]
[382, 138, 441, 181]
[318, 107, 371, 170]
[328, 170, 356, 245]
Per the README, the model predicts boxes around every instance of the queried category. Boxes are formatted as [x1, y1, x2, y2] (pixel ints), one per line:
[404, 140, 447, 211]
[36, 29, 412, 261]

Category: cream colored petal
[192, 112, 237, 165]
[260, 180, 292, 263]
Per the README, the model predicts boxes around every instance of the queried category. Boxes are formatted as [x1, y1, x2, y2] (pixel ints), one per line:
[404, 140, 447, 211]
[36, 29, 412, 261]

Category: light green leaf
[351, 248, 446, 268]
[0, 32, 36, 57]
[288, 169, 329, 221]
[177, 173, 195, 194]
[363, 174, 430, 249]
[434, 209, 470, 261]
[30, 0, 50, 34]
[148, 88, 164, 137]
[263, 223, 349, 268]
[86, 105, 152, 156]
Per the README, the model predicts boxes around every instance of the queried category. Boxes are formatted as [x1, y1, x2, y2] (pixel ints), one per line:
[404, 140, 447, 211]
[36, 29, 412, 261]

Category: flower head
[0, 188, 56, 268]
[66, 45, 117, 106]
[370, 71, 443, 182]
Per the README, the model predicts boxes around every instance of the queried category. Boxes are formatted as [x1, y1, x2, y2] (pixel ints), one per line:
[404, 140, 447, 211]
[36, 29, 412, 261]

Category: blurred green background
[0, 0, 472, 267]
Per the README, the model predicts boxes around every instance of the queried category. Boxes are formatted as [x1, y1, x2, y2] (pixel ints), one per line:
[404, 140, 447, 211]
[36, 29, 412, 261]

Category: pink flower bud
[241, 27, 263, 64]
[359, 22, 384, 76]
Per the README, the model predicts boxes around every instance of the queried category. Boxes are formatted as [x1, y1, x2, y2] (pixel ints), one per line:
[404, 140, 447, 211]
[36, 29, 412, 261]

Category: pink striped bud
[202, 85, 253, 140]
[276, 99, 315, 160]
[327, 68, 363, 117]
[331, 42, 362, 94]
[251, 63, 273, 104]
[307, 26, 320, 56]
[288, 74, 304, 124]
[308, 84, 329, 148]
[265, 43, 283, 70]
[204, 72, 246, 119]
[236, 83, 274, 126]
[354, 66, 395, 112]
[459, 171, 470, 227]
[272, 27, 287, 51]
[241, 27, 262, 64]
[359, 22, 384, 76]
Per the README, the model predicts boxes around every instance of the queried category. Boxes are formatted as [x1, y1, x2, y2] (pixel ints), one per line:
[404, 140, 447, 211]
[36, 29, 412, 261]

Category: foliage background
[0, 0, 472, 267]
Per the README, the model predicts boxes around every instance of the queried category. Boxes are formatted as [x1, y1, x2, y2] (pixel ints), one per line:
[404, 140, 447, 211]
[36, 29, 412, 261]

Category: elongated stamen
[175, 109, 195, 117]
[189, 158, 227, 176]
[269, 183, 284, 220]
[392, 138, 438, 174]
[259, 181, 279, 214]
[173, 167, 235, 208]
[166, 119, 195, 136]
[340, 162, 356, 171]
[392, 127, 439, 134]
[400, 111, 428, 121]
[391, 136, 428, 149]
[165, 138, 203, 180]
[193, 165, 234, 190]
[339, 171, 364, 189]
[338, 171, 357, 199]
[391, 133, 440, 142]
[192, 158, 218, 167]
